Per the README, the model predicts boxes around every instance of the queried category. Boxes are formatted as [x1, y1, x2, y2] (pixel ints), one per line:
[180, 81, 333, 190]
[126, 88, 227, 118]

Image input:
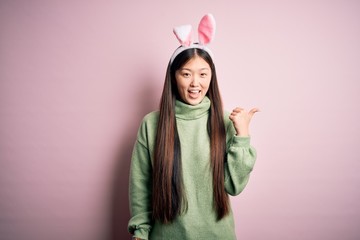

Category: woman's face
[175, 55, 212, 105]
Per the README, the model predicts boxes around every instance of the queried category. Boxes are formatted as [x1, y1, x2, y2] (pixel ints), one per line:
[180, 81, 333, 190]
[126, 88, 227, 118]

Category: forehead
[181, 56, 211, 70]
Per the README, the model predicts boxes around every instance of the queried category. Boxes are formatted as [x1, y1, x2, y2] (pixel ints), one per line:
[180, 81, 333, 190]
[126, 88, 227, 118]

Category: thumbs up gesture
[229, 107, 259, 137]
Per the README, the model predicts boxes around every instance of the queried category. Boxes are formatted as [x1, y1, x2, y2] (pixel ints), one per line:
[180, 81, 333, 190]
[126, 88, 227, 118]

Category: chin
[186, 97, 204, 105]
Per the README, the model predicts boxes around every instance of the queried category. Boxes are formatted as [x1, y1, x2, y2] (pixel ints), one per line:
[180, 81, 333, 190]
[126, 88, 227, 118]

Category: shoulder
[141, 111, 159, 127]
[136, 111, 159, 145]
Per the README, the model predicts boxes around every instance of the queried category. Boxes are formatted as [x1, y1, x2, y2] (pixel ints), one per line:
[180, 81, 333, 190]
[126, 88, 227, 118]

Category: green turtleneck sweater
[128, 97, 257, 240]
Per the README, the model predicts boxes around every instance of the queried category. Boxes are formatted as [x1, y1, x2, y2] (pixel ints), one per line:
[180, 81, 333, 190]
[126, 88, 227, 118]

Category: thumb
[249, 108, 260, 118]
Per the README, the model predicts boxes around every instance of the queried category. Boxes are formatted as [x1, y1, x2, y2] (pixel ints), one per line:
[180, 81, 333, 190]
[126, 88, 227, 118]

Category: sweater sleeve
[224, 117, 257, 196]
[128, 124, 153, 239]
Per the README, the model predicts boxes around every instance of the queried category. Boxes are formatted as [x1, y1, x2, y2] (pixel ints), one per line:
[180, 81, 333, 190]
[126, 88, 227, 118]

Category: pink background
[1, 0, 359, 239]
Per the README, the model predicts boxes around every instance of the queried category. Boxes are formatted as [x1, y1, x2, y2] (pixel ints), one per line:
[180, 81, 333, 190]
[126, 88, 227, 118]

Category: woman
[128, 14, 258, 240]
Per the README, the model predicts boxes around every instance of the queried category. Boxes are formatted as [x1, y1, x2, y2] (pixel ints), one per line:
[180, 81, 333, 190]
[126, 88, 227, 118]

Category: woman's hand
[229, 107, 259, 137]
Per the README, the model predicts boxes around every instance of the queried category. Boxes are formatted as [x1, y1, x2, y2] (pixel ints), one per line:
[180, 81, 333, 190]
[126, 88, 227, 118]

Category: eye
[200, 73, 207, 77]
[182, 72, 191, 78]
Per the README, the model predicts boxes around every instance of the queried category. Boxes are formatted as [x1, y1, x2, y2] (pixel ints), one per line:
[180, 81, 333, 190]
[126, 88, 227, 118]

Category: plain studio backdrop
[1, 0, 359, 239]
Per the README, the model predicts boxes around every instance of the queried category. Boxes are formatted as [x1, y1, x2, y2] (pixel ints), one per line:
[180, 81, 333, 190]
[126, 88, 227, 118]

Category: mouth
[188, 90, 201, 94]
[188, 89, 201, 99]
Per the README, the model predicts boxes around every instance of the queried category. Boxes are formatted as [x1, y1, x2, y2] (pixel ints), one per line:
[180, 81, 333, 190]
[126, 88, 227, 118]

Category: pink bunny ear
[173, 25, 193, 47]
[198, 14, 216, 45]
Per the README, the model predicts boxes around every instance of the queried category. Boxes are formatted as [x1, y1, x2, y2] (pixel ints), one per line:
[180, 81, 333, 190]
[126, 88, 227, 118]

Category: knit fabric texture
[128, 97, 257, 240]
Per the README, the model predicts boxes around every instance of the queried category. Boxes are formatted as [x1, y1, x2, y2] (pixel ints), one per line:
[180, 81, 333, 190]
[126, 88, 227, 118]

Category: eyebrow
[180, 67, 210, 71]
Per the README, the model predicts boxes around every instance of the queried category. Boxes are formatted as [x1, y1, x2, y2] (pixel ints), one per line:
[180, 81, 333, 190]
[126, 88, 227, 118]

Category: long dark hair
[152, 48, 229, 224]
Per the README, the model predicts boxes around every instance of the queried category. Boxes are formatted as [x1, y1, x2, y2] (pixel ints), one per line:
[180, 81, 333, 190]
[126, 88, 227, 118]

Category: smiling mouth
[188, 89, 201, 99]
[188, 90, 201, 93]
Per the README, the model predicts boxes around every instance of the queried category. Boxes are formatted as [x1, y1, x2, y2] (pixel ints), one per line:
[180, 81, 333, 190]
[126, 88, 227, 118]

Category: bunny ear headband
[170, 13, 216, 63]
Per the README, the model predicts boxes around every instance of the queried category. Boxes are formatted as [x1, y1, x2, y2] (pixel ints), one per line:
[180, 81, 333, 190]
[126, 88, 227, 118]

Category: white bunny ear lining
[173, 25, 193, 47]
[170, 13, 216, 63]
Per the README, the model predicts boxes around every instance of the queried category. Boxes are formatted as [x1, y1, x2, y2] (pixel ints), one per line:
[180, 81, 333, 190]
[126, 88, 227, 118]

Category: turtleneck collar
[175, 96, 211, 120]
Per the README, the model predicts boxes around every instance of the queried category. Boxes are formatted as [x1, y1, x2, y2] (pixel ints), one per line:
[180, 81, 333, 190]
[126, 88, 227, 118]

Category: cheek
[175, 78, 182, 89]
[177, 82, 186, 92]
[176, 80, 189, 97]
[177, 79, 190, 90]
[203, 79, 211, 89]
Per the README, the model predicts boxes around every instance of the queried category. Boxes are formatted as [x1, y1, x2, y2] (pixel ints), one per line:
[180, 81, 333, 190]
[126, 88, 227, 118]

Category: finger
[249, 108, 260, 113]
[249, 108, 260, 117]
[231, 108, 242, 115]
[233, 107, 244, 113]
[229, 113, 239, 119]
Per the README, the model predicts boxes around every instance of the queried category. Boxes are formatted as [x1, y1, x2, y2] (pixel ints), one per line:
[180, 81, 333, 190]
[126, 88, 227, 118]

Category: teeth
[189, 90, 200, 93]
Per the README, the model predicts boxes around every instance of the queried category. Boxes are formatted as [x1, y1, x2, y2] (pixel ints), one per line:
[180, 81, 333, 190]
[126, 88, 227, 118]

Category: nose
[190, 75, 199, 86]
